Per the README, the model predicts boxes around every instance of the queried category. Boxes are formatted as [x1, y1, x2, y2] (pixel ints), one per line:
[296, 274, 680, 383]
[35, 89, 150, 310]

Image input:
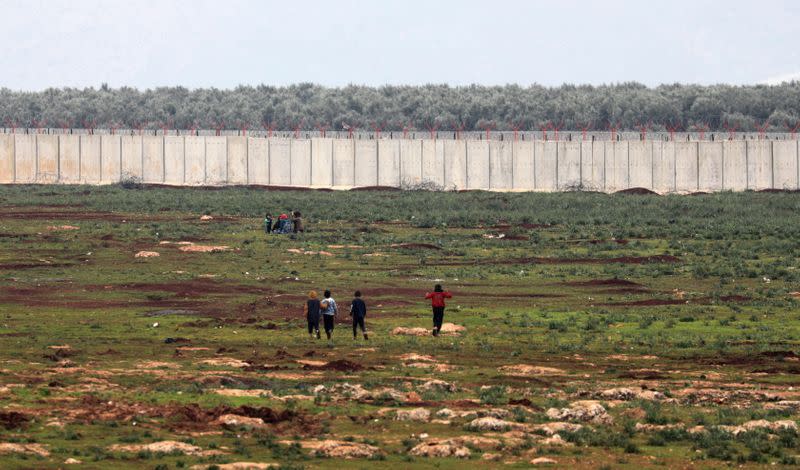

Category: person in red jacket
[425, 284, 452, 337]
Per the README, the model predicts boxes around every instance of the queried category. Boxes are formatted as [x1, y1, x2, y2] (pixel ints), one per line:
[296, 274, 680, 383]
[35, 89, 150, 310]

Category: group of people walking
[303, 284, 452, 342]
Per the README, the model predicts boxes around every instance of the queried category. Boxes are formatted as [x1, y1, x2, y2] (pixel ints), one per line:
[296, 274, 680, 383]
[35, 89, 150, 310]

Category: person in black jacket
[350, 290, 368, 340]
[304, 290, 321, 340]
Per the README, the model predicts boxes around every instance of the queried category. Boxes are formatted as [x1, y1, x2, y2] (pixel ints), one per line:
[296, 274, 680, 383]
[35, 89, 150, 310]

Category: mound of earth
[546, 400, 612, 424]
[307, 440, 382, 459]
[302, 359, 363, 371]
[615, 187, 659, 195]
[108, 440, 223, 456]
[466, 417, 528, 432]
[0, 442, 50, 457]
[179, 244, 232, 253]
[409, 441, 471, 458]
[392, 323, 465, 336]
[395, 408, 430, 422]
[498, 364, 565, 376]
[598, 387, 665, 401]
[191, 463, 277, 470]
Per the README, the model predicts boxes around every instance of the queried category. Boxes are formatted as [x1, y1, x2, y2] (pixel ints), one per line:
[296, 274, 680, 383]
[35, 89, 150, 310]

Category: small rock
[135, 251, 160, 258]
[395, 408, 430, 422]
[531, 457, 558, 465]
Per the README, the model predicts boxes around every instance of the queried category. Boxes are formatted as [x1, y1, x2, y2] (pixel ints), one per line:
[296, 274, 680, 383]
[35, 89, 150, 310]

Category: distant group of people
[264, 211, 304, 234]
[302, 284, 452, 342]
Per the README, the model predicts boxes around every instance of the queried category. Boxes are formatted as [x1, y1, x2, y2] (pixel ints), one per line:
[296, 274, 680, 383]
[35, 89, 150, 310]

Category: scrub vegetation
[1, 185, 800, 468]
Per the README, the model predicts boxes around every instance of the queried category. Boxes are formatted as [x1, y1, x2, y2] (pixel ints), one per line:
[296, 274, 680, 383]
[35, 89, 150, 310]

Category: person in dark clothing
[320, 289, 338, 343]
[350, 290, 368, 340]
[304, 290, 321, 339]
[292, 211, 305, 233]
[264, 213, 273, 234]
[425, 284, 452, 337]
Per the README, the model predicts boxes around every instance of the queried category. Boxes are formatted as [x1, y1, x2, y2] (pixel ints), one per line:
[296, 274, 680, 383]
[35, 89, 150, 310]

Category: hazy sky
[1, 0, 798, 90]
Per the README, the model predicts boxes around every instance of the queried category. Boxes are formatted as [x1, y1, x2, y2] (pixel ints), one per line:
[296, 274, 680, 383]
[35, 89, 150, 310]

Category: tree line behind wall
[1, 82, 799, 132]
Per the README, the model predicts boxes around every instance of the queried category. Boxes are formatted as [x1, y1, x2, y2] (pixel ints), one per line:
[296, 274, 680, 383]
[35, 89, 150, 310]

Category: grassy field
[1, 185, 800, 469]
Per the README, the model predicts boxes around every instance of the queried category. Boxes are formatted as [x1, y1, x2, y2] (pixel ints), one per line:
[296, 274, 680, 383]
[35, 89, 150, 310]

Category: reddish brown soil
[493, 223, 553, 229]
[0, 411, 30, 430]
[302, 359, 363, 372]
[388, 243, 441, 250]
[0, 208, 161, 222]
[564, 279, 643, 287]
[587, 239, 629, 245]
[436, 254, 680, 266]
[602, 295, 750, 307]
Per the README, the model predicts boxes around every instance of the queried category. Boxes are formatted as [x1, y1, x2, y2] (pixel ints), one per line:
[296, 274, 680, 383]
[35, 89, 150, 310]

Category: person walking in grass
[425, 284, 452, 337]
[304, 291, 322, 340]
[320, 289, 338, 343]
[350, 290, 368, 340]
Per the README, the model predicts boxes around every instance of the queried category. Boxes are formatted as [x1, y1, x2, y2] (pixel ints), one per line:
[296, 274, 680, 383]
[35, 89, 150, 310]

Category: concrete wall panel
[604, 141, 629, 191]
[100, 135, 121, 184]
[466, 140, 490, 190]
[628, 141, 652, 189]
[489, 140, 513, 190]
[205, 137, 227, 184]
[227, 136, 248, 185]
[557, 141, 581, 189]
[121, 135, 143, 181]
[163, 136, 185, 185]
[354, 139, 377, 186]
[378, 139, 401, 187]
[58, 135, 80, 183]
[37, 134, 59, 183]
[14, 135, 36, 183]
[184, 136, 205, 185]
[534, 142, 557, 191]
[0, 134, 13, 183]
[747, 140, 772, 190]
[247, 138, 269, 185]
[698, 142, 723, 191]
[443, 140, 466, 189]
[332, 139, 354, 187]
[80, 135, 101, 183]
[290, 139, 311, 186]
[512, 140, 534, 190]
[310, 138, 331, 187]
[772, 140, 798, 190]
[581, 141, 604, 191]
[675, 142, 698, 192]
[400, 139, 422, 185]
[422, 139, 444, 186]
[142, 136, 164, 183]
[722, 141, 747, 191]
[653, 142, 675, 193]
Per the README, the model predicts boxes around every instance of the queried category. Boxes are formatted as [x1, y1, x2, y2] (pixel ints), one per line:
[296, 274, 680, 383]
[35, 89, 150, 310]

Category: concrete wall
[2, 134, 800, 193]
[558, 141, 581, 189]
[37, 134, 59, 183]
[80, 135, 101, 183]
[59, 135, 81, 183]
[101, 135, 121, 184]
[0, 134, 13, 183]
[184, 136, 205, 184]
[698, 142, 723, 191]
[310, 138, 331, 187]
[354, 139, 377, 187]
[142, 136, 164, 183]
[227, 136, 248, 185]
[164, 136, 185, 185]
